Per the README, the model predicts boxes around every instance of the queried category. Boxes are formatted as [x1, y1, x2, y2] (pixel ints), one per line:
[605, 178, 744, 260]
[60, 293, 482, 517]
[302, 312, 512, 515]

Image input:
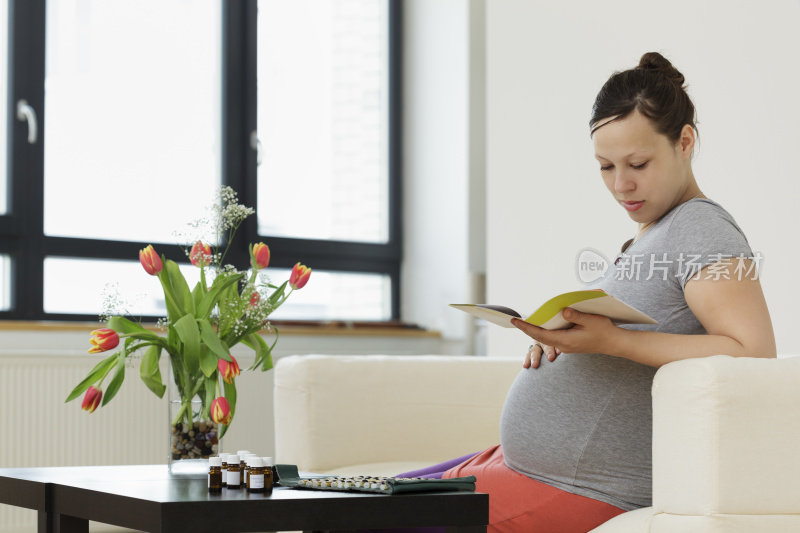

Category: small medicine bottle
[236, 450, 251, 460]
[226, 454, 242, 489]
[238, 453, 251, 482]
[208, 456, 223, 493]
[263, 457, 277, 488]
[247, 457, 272, 495]
[219, 453, 229, 487]
[243, 455, 255, 487]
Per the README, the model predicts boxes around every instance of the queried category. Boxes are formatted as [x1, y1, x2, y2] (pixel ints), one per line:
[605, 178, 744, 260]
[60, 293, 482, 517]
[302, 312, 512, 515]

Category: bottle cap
[262, 456, 274, 466]
[244, 456, 255, 466]
[219, 453, 228, 462]
[251, 457, 264, 468]
[209, 456, 222, 467]
[228, 454, 240, 463]
[236, 450, 250, 457]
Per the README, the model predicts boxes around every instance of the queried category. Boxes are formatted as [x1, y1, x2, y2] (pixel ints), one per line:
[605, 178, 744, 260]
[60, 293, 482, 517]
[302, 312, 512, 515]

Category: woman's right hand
[524, 343, 561, 369]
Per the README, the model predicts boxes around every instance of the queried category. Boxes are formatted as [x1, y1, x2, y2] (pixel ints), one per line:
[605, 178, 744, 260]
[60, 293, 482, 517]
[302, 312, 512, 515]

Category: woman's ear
[678, 124, 696, 159]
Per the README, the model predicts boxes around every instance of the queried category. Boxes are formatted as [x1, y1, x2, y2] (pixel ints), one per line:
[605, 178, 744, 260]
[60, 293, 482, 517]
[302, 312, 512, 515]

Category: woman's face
[592, 110, 695, 226]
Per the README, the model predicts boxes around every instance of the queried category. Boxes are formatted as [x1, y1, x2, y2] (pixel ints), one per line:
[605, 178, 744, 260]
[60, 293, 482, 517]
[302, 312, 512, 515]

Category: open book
[450, 289, 657, 330]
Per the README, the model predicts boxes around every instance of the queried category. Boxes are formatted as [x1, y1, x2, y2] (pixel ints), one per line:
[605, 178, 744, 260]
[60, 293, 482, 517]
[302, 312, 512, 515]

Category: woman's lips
[621, 200, 644, 212]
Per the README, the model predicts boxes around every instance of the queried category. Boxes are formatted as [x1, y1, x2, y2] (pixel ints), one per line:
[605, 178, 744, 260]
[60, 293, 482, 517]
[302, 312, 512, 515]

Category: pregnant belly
[499, 353, 654, 485]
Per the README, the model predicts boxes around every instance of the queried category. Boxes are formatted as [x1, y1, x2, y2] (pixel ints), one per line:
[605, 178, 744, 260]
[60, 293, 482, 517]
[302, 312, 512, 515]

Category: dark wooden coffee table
[0, 465, 488, 532]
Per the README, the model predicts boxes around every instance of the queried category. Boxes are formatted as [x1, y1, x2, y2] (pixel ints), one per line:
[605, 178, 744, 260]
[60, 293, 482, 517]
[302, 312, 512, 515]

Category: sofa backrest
[274, 354, 521, 472]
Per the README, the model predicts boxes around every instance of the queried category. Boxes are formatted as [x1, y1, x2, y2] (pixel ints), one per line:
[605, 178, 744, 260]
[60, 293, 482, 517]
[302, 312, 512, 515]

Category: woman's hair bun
[590, 51, 696, 141]
[637, 51, 685, 87]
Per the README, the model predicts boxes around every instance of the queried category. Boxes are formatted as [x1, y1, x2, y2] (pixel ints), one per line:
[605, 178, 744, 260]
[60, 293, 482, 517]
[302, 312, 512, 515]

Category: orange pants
[443, 445, 626, 533]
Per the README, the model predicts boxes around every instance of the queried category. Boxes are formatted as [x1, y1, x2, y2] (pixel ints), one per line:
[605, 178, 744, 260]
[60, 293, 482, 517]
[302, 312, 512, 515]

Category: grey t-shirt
[499, 198, 754, 510]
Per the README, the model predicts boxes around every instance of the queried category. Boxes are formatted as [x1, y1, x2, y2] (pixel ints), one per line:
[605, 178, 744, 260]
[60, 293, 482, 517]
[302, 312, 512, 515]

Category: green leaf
[196, 271, 244, 318]
[223, 279, 240, 300]
[191, 282, 205, 314]
[173, 314, 201, 375]
[156, 262, 183, 323]
[268, 280, 289, 305]
[107, 316, 159, 340]
[65, 354, 118, 402]
[166, 259, 194, 315]
[219, 380, 237, 439]
[101, 354, 126, 406]
[167, 327, 180, 354]
[139, 345, 166, 398]
[242, 332, 273, 372]
[198, 345, 218, 378]
[198, 319, 230, 377]
[198, 319, 230, 360]
[203, 374, 217, 420]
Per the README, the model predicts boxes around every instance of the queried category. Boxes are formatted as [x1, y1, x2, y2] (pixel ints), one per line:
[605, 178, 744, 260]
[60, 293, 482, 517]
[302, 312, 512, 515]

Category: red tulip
[81, 386, 103, 413]
[249, 292, 260, 307]
[189, 240, 212, 267]
[289, 262, 311, 290]
[88, 328, 120, 354]
[210, 397, 232, 425]
[217, 355, 240, 384]
[250, 242, 271, 270]
[139, 245, 163, 275]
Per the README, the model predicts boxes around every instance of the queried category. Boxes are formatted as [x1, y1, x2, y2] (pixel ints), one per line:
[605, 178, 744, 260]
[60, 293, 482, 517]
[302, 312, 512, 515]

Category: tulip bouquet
[66, 187, 311, 457]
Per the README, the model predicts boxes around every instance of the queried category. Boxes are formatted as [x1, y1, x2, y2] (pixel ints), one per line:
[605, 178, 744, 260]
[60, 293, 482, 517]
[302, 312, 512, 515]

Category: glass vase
[167, 366, 220, 478]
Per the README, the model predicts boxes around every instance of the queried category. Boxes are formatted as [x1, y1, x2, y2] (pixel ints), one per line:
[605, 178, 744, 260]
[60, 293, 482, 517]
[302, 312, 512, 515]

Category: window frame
[0, 0, 402, 322]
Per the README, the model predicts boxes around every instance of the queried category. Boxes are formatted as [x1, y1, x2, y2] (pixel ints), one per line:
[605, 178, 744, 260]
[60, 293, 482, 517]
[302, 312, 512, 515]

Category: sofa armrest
[273, 354, 520, 473]
[652, 355, 800, 516]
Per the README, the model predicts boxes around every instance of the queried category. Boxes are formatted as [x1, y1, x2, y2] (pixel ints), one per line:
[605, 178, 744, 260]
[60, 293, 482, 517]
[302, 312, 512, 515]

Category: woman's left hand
[511, 307, 620, 356]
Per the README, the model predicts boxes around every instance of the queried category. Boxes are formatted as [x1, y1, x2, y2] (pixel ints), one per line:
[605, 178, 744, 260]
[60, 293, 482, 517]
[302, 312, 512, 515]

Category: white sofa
[274, 354, 800, 532]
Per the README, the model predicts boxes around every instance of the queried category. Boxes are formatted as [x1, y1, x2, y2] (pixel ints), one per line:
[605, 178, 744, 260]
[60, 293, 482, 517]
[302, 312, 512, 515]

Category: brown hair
[590, 52, 697, 141]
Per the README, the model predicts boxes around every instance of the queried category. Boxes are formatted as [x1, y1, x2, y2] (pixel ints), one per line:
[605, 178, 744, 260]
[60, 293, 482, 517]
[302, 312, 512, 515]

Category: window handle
[250, 130, 262, 167]
[16, 99, 38, 144]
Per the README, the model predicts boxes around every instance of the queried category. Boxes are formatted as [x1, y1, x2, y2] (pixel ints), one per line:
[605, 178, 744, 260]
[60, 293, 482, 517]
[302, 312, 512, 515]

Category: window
[0, 0, 401, 322]
[43, 0, 222, 243]
[257, 0, 389, 244]
[0, 0, 8, 216]
[43, 257, 203, 316]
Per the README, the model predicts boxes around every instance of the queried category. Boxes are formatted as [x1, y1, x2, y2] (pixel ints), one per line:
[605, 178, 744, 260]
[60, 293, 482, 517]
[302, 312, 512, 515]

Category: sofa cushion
[649, 513, 800, 533]
[588, 506, 655, 532]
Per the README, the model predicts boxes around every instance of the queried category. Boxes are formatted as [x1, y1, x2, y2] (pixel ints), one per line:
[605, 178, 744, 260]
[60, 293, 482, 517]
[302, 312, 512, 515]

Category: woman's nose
[614, 171, 636, 194]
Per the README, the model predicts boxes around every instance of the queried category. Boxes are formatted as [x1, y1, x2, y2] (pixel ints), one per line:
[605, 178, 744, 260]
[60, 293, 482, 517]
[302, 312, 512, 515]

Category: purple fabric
[396, 451, 480, 479]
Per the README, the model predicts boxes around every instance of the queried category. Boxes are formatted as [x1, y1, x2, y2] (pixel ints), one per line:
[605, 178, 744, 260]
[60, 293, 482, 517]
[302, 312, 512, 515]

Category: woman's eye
[632, 161, 648, 170]
[600, 165, 613, 172]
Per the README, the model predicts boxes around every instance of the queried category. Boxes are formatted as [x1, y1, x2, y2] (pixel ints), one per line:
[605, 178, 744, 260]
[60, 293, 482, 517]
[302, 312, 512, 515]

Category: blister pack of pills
[276, 465, 476, 495]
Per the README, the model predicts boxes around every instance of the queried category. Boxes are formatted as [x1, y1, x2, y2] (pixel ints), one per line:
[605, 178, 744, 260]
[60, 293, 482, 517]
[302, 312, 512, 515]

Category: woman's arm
[512, 259, 777, 367]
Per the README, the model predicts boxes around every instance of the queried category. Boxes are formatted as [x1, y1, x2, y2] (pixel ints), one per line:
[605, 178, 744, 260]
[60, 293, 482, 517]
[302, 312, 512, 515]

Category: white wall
[486, 1, 800, 357]
[401, 0, 486, 350]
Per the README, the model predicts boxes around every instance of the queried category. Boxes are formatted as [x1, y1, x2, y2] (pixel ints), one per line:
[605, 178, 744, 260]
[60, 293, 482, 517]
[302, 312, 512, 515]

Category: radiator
[0, 355, 164, 533]
[0, 352, 273, 533]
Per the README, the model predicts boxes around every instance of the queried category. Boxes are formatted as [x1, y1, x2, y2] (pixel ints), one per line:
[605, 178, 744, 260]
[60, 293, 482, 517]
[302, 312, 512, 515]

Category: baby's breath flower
[100, 282, 129, 323]
[213, 186, 255, 234]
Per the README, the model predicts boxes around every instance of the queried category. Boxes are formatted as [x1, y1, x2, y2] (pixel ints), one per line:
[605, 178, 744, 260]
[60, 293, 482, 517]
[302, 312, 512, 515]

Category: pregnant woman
[402, 51, 776, 533]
